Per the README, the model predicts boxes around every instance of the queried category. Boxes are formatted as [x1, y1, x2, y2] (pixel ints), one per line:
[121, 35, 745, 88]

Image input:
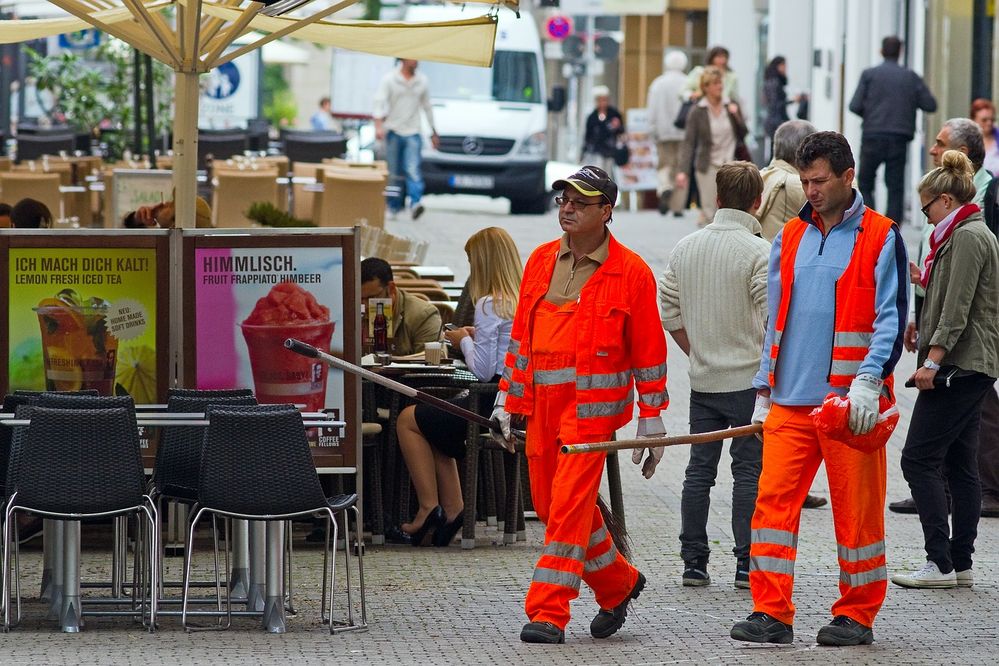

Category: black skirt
[413, 382, 498, 459]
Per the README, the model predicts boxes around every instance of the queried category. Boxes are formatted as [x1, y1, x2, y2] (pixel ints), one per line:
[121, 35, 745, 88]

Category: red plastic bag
[809, 392, 899, 454]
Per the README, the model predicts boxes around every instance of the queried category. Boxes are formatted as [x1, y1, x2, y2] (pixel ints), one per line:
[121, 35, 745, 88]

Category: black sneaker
[520, 621, 565, 644]
[411, 203, 425, 221]
[888, 497, 918, 514]
[730, 612, 793, 644]
[682, 559, 710, 587]
[816, 615, 874, 646]
[734, 559, 750, 589]
[589, 571, 646, 638]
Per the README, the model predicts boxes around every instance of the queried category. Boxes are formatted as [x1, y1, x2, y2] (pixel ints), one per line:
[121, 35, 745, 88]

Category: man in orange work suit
[490, 166, 669, 644]
[730, 132, 908, 646]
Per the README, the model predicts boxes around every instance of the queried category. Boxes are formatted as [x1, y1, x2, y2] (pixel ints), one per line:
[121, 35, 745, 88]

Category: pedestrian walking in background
[647, 50, 690, 217]
[374, 59, 440, 221]
[756, 119, 817, 241]
[659, 161, 769, 591]
[971, 98, 999, 176]
[676, 66, 748, 224]
[762, 56, 798, 160]
[685, 45, 740, 106]
[891, 150, 999, 590]
[310, 96, 339, 132]
[491, 166, 667, 645]
[581, 85, 625, 173]
[731, 132, 908, 647]
[849, 35, 937, 225]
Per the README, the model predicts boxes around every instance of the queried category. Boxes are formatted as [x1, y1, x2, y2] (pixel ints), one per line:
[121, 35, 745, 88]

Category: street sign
[559, 0, 666, 15]
[545, 15, 573, 41]
[58, 29, 101, 50]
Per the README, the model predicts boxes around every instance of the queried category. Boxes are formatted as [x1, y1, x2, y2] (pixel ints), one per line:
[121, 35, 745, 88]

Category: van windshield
[421, 51, 540, 104]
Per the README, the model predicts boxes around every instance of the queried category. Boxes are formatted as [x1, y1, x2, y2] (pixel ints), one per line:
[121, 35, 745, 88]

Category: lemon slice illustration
[115, 345, 157, 404]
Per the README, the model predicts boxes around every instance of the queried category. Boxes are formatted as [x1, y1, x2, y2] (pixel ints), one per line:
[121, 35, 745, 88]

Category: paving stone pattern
[4, 200, 996, 664]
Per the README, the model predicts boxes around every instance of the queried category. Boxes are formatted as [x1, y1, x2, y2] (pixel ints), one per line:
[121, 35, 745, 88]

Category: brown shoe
[802, 494, 827, 509]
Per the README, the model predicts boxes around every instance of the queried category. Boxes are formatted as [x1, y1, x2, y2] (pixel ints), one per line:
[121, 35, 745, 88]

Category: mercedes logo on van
[462, 136, 485, 156]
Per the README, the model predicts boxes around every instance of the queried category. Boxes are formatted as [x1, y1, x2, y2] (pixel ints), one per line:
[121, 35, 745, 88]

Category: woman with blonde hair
[390, 226, 523, 546]
[892, 150, 999, 589]
[676, 66, 748, 224]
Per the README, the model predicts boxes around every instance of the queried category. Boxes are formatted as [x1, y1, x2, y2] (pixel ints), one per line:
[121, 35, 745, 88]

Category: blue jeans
[679, 388, 762, 564]
[386, 131, 424, 212]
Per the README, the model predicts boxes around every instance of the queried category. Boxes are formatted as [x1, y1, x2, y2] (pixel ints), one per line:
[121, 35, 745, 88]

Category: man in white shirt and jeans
[373, 59, 440, 220]
[659, 161, 770, 589]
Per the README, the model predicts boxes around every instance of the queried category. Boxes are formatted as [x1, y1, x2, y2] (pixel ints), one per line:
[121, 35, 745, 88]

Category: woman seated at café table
[389, 227, 523, 547]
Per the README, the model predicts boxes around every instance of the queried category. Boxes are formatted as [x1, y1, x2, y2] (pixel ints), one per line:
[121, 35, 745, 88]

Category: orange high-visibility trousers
[523, 300, 639, 629]
[749, 403, 887, 627]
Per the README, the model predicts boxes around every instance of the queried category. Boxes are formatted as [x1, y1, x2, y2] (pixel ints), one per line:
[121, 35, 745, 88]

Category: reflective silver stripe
[752, 528, 798, 550]
[531, 567, 581, 590]
[508, 382, 525, 398]
[507, 339, 520, 356]
[588, 526, 608, 549]
[837, 540, 885, 563]
[639, 391, 668, 408]
[773, 330, 782, 346]
[633, 362, 667, 383]
[584, 545, 618, 573]
[768, 356, 776, 373]
[541, 541, 584, 561]
[577, 391, 634, 419]
[515, 355, 529, 371]
[839, 565, 887, 587]
[577, 370, 630, 390]
[833, 331, 872, 348]
[830, 359, 862, 376]
[501, 366, 513, 383]
[750, 555, 795, 576]
[534, 367, 576, 385]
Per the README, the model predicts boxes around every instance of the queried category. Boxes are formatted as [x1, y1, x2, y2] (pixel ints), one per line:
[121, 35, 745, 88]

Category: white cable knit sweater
[659, 208, 771, 393]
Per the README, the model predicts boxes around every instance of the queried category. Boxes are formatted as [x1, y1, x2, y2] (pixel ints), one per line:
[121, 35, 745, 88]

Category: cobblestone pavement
[5, 199, 997, 664]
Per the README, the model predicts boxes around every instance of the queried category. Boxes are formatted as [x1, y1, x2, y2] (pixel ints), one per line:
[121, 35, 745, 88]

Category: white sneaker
[890, 561, 958, 589]
[956, 569, 973, 588]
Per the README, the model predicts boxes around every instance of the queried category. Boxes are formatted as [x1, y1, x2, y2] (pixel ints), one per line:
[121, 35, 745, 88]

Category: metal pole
[261, 521, 285, 633]
[47, 521, 65, 620]
[58, 521, 82, 633]
[247, 520, 266, 612]
[40, 519, 54, 601]
[133, 48, 143, 156]
[229, 519, 250, 599]
[144, 53, 156, 166]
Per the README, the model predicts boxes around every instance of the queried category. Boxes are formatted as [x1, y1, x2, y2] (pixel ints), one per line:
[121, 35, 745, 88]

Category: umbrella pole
[173, 70, 200, 230]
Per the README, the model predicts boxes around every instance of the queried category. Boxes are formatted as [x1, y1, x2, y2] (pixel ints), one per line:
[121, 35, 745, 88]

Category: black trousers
[901, 373, 994, 572]
[977, 387, 999, 502]
[858, 134, 908, 225]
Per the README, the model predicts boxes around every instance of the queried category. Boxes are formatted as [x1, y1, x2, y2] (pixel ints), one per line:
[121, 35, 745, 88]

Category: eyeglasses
[555, 196, 605, 210]
[921, 194, 941, 217]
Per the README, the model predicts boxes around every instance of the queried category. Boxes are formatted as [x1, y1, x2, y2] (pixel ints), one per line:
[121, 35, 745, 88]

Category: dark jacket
[848, 60, 937, 140]
[583, 106, 625, 158]
[678, 101, 748, 174]
[763, 75, 790, 137]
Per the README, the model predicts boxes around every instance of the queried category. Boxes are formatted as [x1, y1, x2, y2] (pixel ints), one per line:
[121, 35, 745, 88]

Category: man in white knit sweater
[659, 161, 769, 589]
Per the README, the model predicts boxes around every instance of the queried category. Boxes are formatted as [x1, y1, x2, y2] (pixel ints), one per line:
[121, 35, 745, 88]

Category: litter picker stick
[560, 423, 763, 454]
[284, 338, 500, 432]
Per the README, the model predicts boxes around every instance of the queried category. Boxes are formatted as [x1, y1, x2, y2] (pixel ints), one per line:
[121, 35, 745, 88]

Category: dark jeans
[901, 373, 994, 573]
[858, 134, 908, 224]
[977, 386, 999, 502]
[680, 388, 761, 563]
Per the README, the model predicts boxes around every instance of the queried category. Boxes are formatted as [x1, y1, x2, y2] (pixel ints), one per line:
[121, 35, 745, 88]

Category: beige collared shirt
[544, 232, 610, 305]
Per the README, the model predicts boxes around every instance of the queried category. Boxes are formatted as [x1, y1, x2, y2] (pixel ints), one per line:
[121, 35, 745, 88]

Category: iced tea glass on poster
[35, 300, 119, 395]
[240, 282, 334, 412]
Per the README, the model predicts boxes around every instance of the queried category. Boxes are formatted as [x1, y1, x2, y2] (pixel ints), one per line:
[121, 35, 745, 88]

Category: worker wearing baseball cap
[491, 165, 668, 644]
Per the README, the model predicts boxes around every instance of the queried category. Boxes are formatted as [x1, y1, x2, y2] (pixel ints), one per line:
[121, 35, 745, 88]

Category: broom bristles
[596, 494, 631, 561]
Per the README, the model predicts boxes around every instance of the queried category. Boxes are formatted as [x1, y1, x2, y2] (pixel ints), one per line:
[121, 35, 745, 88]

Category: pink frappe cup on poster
[240, 281, 334, 411]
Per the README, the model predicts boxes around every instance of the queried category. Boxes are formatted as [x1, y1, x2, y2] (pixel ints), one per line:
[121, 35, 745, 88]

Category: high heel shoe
[407, 506, 445, 547]
[432, 512, 464, 547]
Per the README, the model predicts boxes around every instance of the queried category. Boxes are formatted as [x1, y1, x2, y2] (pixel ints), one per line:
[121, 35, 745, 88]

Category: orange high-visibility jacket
[768, 208, 896, 397]
[499, 233, 668, 435]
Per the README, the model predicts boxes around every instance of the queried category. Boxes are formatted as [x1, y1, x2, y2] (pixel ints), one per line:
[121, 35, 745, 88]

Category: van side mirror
[548, 86, 566, 113]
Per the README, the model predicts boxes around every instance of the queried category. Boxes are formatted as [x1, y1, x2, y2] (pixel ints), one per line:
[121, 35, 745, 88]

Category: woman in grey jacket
[892, 150, 999, 590]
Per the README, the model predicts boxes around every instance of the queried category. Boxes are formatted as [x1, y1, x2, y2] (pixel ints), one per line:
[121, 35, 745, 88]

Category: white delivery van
[405, 5, 549, 214]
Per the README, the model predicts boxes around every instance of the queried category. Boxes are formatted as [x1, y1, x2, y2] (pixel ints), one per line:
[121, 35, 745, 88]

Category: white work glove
[632, 416, 666, 479]
[489, 390, 515, 453]
[752, 393, 771, 441]
[847, 374, 882, 435]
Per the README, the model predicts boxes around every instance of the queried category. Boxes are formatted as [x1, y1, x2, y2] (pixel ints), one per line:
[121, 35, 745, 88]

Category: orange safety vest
[768, 208, 896, 397]
[499, 233, 668, 436]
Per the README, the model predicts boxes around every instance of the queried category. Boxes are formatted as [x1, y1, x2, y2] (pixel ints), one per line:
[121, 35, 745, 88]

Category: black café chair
[2, 406, 156, 631]
[181, 405, 366, 633]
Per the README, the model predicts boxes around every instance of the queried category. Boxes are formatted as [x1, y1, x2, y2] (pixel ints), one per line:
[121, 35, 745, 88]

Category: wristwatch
[922, 358, 941, 371]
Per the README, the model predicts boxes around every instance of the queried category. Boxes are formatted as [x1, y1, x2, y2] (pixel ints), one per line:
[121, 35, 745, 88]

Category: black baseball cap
[552, 165, 618, 207]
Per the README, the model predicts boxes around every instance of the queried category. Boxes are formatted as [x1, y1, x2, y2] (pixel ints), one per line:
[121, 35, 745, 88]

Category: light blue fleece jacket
[753, 192, 909, 406]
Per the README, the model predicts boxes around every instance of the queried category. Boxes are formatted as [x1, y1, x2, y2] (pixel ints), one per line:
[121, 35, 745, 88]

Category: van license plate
[449, 174, 494, 189]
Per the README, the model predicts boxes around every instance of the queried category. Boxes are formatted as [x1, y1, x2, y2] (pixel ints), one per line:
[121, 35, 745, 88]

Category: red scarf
[921, 203, 979, 288]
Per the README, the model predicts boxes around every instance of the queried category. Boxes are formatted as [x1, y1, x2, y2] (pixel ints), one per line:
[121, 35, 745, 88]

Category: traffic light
[594, 35, 619, 61]
[562, 34, 584, 60]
